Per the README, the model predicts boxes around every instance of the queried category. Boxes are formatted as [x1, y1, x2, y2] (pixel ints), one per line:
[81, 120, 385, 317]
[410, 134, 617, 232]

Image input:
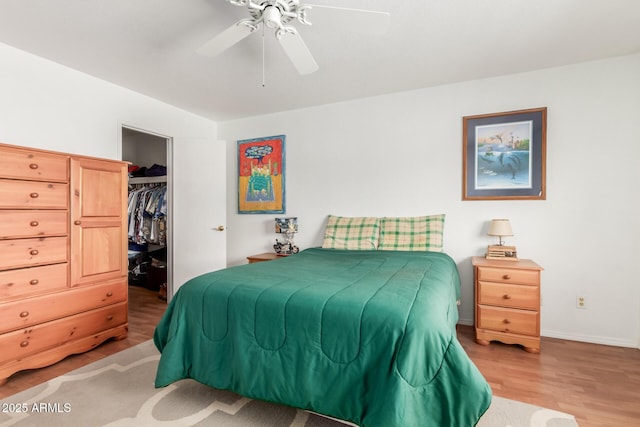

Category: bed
[153, 247, 492, 426]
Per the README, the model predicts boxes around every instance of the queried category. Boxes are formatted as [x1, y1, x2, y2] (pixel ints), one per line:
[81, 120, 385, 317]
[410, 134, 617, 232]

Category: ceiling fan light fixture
[263, 6, 282, 29]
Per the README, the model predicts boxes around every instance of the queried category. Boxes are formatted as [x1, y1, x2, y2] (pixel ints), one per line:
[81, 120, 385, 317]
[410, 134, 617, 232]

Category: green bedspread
[154, 248, 491, 426]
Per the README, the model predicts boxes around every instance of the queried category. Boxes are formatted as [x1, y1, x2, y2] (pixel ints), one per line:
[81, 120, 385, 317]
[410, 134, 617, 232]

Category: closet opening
[121, 126, 172, 307]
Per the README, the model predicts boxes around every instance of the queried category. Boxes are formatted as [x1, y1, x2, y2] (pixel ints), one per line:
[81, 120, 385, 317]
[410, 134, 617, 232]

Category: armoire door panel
[70, 157, 127, 286]
[78, 168, 124, 217]
[79, 226, 123, 277]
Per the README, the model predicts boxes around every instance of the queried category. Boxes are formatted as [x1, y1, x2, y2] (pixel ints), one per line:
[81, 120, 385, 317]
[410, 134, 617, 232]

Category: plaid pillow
[378, 215, 445, 252]
[322, 215, 380, 250]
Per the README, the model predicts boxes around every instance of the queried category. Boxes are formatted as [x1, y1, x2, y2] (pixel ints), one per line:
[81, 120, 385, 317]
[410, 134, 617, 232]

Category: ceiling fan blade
[278, 30, 319, 75]
[306, 5, 390, 35]
[197, 21, 257, 57]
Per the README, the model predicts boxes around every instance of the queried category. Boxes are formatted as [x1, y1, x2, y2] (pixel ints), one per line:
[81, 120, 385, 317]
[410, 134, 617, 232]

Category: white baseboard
[540, 329, 637, 349]
[458, 318, 474, 326]
[456, 319, 638, 349]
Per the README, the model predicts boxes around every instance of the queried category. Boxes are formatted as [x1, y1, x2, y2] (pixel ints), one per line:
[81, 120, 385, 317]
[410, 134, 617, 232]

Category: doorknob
[215, 225, 225, 231]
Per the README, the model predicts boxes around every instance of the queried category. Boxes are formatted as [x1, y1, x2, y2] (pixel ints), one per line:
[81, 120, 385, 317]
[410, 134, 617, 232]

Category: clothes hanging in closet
[128, 184, 167, 246]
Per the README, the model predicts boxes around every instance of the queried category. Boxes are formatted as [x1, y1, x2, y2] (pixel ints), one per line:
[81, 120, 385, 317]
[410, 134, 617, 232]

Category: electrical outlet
[576, 296, 586, 309]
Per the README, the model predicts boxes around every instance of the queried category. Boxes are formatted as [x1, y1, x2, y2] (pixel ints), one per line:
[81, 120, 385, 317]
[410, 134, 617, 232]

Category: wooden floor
[1, 287, 639, 427]
[457, 326, 640, 427]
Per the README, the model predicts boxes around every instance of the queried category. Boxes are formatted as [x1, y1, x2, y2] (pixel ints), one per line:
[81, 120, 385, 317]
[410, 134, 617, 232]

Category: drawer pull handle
[20, 340, 30, 348]
[502, 274, 511, 280]
[30, 279, 39, 285]
[29, 163, 39, 170]
[30, 250, 39, 256]
[74, 220, 81, 225]
[30, 221, 40, 227]
[20, 311, 29, 318]
[503, 318, 511, 324]
[106, 315, 114, 321]
[503, 294, 511, 300]
[106, 291, 113, 297]
[30, 192, 39, 199]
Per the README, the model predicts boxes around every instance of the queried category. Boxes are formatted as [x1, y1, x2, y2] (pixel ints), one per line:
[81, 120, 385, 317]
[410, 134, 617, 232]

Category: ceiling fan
[197, 0, 390, 75]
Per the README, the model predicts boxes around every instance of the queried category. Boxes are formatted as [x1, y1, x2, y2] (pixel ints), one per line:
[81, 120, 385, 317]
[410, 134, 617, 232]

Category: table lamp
[486, 219, 518, 260]
[274, 217, 299, 255]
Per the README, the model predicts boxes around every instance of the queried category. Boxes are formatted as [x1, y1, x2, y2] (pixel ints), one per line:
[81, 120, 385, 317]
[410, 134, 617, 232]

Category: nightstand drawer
[478, 281, 539, 310]
[477, 305, 539, 336]
[477, 266, 539, 285]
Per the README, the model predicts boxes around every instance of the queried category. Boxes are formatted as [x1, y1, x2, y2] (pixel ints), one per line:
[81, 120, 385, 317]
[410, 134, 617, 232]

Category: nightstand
[247, 252, 282, 263]
[472, 256, 543, 353]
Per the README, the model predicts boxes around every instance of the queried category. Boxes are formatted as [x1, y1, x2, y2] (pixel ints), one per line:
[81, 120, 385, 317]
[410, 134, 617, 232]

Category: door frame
[119, 124, 175, 301]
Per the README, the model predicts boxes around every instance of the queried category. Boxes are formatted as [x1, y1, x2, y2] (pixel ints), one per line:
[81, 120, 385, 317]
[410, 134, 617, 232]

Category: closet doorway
[121, 126, 172, 305]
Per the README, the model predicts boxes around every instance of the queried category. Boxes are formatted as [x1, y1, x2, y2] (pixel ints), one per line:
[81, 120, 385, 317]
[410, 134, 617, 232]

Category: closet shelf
[129, 176, 167, 184]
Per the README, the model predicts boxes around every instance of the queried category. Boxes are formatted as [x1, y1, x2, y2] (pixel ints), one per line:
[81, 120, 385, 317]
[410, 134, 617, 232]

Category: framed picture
[463, 107, 546, 200]
[238, 135, 285, 214]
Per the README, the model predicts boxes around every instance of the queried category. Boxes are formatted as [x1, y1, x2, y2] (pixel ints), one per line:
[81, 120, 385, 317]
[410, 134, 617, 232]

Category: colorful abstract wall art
[237, 135, 285, 214]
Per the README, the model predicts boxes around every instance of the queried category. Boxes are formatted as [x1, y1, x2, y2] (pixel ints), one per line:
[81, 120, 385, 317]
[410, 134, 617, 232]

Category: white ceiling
[1, 0, 639, 121]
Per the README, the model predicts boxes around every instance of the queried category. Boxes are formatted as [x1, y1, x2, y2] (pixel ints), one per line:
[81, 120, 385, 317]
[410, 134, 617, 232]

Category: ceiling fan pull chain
[262, 24, 266, 87]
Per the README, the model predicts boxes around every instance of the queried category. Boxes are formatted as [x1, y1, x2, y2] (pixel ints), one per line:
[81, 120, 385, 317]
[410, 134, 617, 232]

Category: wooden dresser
[472, 256, 543, 353]
[0, 143, 128, 385]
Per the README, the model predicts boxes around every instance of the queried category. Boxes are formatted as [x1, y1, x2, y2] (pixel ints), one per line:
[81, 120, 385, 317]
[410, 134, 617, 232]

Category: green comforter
[154, 248, 491, 426]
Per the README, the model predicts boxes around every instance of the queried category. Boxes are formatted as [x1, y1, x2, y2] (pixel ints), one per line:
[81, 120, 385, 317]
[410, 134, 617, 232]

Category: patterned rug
[0, 341, 578, 427]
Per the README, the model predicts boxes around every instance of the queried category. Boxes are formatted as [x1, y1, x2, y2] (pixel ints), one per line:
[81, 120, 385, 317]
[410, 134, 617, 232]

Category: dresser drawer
[0, 146, 68, 182]
[477, 305, 539, 336]
[477, 266, 539, 285]
[0, 237, 68, 270]
[0, 210, 68, 239]
[0, 301, 127, 362]
[0, 263, 69, 301]
[0, 278, 127, 334]
[0, 179, 69, 209]
[478, 281, 539, 310]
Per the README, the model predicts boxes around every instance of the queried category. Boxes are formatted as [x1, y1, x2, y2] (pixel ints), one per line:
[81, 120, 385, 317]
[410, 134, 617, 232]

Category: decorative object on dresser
[486, 218, 518, 261]
[273, 217, 299, 255]
[472, 256, 543, 353]
[0, 142, 129, 385]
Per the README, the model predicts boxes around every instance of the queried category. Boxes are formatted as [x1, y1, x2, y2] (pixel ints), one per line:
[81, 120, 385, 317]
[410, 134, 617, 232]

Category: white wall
[0, 42, 225, 290]
[220, 54, 640, 348]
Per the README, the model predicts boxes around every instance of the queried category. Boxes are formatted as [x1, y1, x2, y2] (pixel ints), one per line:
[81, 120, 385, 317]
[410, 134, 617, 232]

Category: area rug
[0, 341, 578, 427]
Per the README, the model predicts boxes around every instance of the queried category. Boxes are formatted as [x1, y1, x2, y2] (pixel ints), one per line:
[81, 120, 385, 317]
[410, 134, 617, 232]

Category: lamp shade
[275, 217, 298, 233]
[487, 219, 513, 237]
